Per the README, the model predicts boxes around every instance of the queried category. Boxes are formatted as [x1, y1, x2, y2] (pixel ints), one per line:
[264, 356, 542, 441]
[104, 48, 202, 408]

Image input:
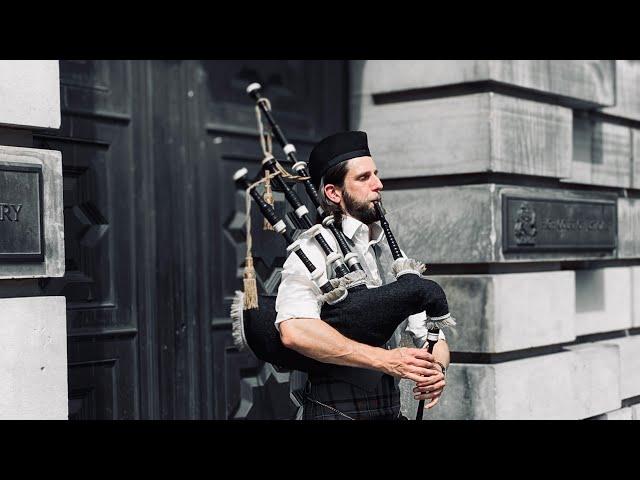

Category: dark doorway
[33, 60, 348, 419]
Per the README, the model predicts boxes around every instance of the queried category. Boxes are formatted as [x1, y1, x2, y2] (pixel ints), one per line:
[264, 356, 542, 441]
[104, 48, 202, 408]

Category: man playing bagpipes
[275, 131, 450, 420]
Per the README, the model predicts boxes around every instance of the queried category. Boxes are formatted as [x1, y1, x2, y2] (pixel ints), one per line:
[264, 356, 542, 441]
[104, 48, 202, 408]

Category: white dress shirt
[274, 215, 445, 346]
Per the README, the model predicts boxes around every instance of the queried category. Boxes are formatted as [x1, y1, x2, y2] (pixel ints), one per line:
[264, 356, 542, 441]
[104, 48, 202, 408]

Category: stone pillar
[0, 61, 67, 419]
[351, 60, 640, 419]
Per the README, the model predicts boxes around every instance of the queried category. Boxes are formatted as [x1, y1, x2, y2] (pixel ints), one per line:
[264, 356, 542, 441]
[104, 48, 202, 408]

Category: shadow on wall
[575, 269, 605, 313]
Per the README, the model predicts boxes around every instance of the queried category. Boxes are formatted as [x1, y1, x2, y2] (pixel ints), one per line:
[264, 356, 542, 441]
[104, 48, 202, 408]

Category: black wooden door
[34, 60, 347, 419]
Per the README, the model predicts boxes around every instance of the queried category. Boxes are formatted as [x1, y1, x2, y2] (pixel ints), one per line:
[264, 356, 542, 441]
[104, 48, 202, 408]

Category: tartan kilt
[302, 372, 401, 420]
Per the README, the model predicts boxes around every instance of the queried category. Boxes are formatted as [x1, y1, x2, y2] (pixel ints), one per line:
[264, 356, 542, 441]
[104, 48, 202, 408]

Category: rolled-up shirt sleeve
[274, 233, 331, 332]
[275, 271, 323, 331]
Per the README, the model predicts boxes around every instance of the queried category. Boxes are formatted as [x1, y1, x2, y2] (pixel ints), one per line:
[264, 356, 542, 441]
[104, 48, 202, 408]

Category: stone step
[352, 92, 572, 180]
[383, 184, 619, 263]
[351, 60, 615, 107]
[400, 342, 620, 419]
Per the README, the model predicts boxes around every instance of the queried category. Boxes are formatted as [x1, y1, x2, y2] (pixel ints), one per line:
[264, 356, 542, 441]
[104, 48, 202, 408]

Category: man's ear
[324, 184, 342, 204]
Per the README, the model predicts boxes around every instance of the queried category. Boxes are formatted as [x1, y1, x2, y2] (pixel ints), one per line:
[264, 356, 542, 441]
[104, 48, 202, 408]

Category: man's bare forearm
[279, 317, 437, 382]
[279, 317, 388, 371]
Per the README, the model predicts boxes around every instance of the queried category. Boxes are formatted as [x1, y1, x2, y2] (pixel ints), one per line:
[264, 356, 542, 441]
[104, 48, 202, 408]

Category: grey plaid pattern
[302, 373, 402, 420]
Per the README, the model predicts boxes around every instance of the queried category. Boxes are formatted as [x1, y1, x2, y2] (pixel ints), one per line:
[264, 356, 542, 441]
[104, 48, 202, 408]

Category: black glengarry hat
[308, 131, 371, 188]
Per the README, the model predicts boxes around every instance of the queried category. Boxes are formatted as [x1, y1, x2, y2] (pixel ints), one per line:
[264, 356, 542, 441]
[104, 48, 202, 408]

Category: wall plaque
[503, 195, 616, 253]
[0, 163, 44, 262]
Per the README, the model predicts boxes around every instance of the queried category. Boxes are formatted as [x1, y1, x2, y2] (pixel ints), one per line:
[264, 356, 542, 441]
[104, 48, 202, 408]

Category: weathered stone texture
[0, 296, 67, 419]
[401, 343, 620, 419]
[0, 60, 60, 129]
[566, 114, 632, 188]
[352, 93, 572, 179]
[602, 60, 640, 121]
[412, 272, 575, 353]
[351, 60, 615, 106]
[574, 267, 633, 336]
[383, 184, 617, 264]
[633, 267, 640, 328]
[0, 145, 65, 279]
[384, 184, 496, 263]
[490, 94, 572, 178]
[634, 129, 640, 189]
[618, 198, 640, 259]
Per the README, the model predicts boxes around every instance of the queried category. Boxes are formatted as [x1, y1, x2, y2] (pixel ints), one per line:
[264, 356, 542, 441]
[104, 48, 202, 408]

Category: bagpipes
[230, 83, 456, 417]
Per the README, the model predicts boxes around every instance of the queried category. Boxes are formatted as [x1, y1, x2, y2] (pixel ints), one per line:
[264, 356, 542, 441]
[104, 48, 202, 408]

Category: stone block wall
[350, 60, 640, 420]
[0, 60, 67, 419]
[0, 297, 67, 419]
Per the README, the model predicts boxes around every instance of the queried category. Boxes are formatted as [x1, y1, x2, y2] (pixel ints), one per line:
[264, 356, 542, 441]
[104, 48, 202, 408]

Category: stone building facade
[351, 61, 640, 419]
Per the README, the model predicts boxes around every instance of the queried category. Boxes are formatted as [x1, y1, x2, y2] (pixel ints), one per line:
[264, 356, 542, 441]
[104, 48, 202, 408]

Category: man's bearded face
[340, 156, 383, 225]
[343, 188, 380, 225]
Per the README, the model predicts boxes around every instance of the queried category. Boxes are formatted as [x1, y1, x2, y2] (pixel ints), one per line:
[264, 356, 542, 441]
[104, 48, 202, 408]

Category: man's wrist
[377, 347, 394, 375]
[435, 361, 446, 377]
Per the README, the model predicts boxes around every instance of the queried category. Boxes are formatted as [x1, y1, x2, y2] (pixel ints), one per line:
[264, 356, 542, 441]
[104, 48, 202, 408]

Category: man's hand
[383, 347, 435, 382]
[413, 364, 445, 409]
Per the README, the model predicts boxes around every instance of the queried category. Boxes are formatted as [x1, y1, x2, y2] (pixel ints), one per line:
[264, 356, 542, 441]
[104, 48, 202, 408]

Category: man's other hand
[413, 365, 445, 409]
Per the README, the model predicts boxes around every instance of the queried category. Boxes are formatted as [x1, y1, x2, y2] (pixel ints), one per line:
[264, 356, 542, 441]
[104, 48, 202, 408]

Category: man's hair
[316, 159, 350, 225]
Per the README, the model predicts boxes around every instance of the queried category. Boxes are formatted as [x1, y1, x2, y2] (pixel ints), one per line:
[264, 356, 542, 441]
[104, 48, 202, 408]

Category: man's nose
[372, 174, 383, 192]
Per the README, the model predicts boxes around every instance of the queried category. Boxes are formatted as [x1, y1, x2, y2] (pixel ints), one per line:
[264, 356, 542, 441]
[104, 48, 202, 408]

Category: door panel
[34, 60, 138, 419]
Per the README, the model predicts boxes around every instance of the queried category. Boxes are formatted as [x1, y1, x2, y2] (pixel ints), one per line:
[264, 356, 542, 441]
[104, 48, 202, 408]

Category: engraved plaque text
[503, 195, 616, 253]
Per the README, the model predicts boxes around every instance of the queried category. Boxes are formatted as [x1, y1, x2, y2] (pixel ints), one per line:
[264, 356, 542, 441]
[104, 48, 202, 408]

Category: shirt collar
[341, 215, 384, 245]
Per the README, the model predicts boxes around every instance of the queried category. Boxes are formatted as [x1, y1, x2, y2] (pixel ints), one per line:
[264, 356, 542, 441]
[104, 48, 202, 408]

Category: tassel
[243, 255, 259, 309]
[230, 291, 249, 351]
[263, 176, 275, 231]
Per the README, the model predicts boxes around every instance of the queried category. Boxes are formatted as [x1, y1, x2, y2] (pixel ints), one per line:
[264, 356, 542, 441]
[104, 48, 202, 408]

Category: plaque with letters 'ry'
[0, 163, 44, 262]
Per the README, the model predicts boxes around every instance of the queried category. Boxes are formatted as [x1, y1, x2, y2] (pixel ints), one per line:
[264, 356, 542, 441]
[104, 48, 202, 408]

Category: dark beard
[343, 190, 380, 225]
